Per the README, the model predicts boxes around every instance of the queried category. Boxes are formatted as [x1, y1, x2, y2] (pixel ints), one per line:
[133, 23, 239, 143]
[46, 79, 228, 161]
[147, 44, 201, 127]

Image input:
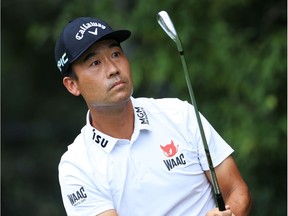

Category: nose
[106, 59, 120, 78]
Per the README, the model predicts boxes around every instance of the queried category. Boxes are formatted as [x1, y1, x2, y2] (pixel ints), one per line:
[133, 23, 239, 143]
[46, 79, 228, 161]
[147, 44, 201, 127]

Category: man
[55, 16, 252, 216]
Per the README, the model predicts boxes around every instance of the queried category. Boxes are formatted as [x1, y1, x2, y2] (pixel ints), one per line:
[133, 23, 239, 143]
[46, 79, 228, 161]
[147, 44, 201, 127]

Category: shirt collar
[83, 97, 152, 154]
[131, 97, 152, 132]
[83, 111, 118, 154]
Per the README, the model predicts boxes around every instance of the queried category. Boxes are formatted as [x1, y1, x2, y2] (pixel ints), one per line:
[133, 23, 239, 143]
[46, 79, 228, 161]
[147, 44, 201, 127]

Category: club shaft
[179, 52, 226, 211]
[157, 10, 226, 211]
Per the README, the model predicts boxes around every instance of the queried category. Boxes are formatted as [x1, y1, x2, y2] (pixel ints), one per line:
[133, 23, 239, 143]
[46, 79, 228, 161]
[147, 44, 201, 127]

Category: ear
[63, 77, 81, 96]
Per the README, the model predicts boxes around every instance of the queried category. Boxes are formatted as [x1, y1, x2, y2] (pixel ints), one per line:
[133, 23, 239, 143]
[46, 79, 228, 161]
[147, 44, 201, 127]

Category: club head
[157, 11, 178, 42]
[157, 11, 183, 52]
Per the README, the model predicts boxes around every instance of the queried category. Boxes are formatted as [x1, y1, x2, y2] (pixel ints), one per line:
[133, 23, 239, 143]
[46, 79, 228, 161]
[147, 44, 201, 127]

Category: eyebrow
[82, 41, 122, 63]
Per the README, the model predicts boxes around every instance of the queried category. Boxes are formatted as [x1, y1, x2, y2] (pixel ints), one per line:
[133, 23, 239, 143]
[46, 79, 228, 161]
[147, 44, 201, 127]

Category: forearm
[225, 184, 252, 216]
[207, 156, 253, 216]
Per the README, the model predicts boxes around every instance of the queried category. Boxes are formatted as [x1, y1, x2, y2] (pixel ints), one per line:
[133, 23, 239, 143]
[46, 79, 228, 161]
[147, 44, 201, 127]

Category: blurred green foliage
[2, 0, 286, 215]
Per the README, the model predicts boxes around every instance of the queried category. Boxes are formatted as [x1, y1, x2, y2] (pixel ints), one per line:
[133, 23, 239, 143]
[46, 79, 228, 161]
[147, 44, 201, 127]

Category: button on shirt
[59, 97, 234, 216]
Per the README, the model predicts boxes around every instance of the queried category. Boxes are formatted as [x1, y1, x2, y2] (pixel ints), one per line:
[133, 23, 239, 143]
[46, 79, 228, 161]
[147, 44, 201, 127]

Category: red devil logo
[160, 140, 178, 157]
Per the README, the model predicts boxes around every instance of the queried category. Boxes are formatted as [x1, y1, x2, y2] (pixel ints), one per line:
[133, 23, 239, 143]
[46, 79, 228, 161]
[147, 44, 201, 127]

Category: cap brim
[100, 30, 131, 43]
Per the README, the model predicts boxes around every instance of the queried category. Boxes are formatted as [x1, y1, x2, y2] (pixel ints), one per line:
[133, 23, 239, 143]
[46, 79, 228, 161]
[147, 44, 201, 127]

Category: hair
[63, 66, 78, 80]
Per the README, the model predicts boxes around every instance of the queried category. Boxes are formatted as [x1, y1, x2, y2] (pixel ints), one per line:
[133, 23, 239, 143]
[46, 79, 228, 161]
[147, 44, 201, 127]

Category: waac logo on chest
[160, 140, 186, 171]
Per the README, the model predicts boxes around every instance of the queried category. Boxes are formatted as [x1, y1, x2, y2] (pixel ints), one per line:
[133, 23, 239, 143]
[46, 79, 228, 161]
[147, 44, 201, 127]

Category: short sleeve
[185, 102, 234, 171]
[59, 148, 114, 216]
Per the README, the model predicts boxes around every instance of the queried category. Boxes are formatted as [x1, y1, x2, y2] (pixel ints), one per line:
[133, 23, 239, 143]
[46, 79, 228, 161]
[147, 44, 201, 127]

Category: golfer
[55, 16, 252, 216]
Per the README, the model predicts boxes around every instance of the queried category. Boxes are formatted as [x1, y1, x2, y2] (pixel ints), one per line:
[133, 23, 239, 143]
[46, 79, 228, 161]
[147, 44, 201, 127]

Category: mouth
[109, 79, 126, 90]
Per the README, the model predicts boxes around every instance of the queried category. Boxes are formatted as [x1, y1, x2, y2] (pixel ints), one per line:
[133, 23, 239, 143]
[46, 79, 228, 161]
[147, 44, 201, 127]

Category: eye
[91, 60, 101, 67]
[112, 51, 121, 58]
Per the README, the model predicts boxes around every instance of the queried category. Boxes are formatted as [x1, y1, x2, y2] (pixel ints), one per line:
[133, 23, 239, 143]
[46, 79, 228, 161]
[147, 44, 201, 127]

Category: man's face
[70, 39, 133, 109]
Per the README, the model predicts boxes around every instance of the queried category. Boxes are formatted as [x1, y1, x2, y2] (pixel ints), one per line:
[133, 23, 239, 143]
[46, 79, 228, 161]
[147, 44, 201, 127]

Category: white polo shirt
[59, 97, 233, 216]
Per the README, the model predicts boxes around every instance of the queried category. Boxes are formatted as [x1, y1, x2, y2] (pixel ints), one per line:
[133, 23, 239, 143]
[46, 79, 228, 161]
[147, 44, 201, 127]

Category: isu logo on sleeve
[67, 186, 87, 206]
[161, 140, 186, 171]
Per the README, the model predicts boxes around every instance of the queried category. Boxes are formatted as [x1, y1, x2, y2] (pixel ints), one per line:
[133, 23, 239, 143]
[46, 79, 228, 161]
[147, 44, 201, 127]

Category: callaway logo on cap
[54, 17, 131, 75]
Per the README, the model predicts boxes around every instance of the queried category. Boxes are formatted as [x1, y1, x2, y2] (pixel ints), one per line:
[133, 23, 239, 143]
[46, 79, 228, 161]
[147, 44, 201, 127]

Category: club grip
[215, 193, 226, 211]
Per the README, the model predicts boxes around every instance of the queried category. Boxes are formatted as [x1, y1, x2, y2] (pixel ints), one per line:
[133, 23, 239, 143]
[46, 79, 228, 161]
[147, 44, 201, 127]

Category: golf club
[157, 10, 226, 211]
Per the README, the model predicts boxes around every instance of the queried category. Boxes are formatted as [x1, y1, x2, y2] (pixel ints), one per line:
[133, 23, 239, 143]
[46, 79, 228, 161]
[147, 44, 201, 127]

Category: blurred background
[2, 0, 286, 215]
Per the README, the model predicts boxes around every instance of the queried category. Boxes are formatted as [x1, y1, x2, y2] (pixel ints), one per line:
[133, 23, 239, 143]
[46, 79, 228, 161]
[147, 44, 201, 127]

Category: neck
[89, 99, 134, 140]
